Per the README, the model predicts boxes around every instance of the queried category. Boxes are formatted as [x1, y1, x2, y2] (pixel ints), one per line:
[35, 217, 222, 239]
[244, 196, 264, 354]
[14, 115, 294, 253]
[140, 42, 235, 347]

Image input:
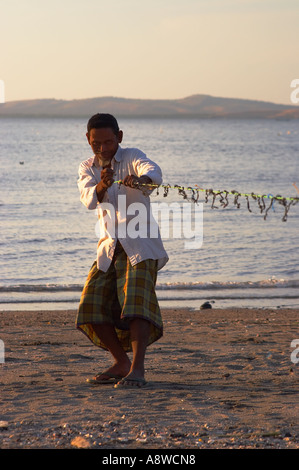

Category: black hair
[87, 113, 119, 135]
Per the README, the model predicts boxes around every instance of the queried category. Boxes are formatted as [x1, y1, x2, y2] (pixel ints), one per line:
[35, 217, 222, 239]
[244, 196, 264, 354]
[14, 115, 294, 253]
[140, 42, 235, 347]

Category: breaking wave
[0, 278, 298, 293]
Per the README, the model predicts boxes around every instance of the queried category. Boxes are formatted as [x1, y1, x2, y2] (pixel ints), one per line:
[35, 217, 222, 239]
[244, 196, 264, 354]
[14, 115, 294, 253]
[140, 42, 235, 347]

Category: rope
[114, 180, 299, 222]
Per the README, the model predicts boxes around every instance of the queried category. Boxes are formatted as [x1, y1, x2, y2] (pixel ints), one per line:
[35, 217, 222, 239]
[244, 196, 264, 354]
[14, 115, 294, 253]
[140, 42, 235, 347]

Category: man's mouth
[95, 151, 110, 159]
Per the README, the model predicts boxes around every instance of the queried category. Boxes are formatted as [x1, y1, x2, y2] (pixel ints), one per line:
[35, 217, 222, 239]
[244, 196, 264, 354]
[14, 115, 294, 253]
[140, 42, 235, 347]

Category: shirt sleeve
[77, 162, 99, 210]
[133, 150, 163, 185]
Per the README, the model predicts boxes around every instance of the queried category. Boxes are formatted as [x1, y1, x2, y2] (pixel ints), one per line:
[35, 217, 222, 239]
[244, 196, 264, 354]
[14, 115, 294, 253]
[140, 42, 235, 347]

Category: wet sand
[0, 308, 298, 449]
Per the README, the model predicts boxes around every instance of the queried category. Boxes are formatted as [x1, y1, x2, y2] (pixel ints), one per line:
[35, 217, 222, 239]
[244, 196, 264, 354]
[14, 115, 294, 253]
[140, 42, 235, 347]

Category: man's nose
[99, 143, 109, 152]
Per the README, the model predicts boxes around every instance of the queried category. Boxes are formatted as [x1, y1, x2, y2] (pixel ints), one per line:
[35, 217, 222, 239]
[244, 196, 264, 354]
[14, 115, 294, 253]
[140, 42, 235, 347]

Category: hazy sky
[1, 0, 298, 104]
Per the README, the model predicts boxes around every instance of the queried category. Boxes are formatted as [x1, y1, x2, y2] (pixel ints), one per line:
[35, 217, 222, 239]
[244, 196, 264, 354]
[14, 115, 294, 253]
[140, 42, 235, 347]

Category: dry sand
[0, 308, 298, 449]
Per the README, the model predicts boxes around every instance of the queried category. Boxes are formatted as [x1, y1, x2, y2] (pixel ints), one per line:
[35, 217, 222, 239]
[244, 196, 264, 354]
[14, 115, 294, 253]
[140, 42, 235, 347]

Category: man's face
[87, 127, 123, 164]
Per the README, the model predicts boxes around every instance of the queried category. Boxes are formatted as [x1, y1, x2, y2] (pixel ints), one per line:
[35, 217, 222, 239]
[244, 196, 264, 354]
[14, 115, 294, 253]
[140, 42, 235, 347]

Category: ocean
[1, 116, 299, 310]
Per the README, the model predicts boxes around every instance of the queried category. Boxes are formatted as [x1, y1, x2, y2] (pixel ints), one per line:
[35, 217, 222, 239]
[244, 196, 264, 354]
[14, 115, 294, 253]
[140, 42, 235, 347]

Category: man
[76, 113, 168, 388]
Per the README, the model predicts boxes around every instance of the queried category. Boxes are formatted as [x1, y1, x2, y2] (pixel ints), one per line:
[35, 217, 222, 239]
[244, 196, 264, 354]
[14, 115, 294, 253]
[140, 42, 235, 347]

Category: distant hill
[0, 94, 298, 119]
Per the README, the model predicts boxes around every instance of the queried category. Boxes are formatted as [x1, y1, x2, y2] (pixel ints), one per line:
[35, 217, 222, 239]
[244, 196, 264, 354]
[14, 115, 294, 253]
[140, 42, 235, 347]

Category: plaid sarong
[76, 243, 163, 352]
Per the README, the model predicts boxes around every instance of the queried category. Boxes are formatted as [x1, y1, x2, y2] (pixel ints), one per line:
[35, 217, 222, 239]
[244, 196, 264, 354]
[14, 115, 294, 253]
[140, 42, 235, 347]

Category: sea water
[0, 117, 298, 309]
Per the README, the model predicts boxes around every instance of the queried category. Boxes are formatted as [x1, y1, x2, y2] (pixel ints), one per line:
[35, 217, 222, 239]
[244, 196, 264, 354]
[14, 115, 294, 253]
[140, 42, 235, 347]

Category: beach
[0, 307, 298, 449]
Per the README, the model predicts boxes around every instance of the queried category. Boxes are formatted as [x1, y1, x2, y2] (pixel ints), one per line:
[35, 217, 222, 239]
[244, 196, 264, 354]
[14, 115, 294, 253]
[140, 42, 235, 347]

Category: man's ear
[86, 132, 91, 145]
[118, 130, 123, 144]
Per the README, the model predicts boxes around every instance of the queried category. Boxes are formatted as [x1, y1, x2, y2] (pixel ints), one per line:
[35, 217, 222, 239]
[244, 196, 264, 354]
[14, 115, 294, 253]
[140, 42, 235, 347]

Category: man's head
[86, 113, 123, 164]
[87, 113, 120, 136]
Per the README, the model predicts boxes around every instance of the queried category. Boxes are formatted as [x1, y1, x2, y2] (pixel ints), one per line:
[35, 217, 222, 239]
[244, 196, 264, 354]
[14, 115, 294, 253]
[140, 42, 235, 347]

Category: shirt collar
[114, 146, 122, 162]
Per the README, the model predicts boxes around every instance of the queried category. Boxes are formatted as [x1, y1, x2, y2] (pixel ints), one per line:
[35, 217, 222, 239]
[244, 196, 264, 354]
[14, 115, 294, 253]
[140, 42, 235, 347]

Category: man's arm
[123, 174, 152, 188]
[133, 152, 163, 186]
[123, 150, 163, 190]
[96, 167, 115, 202]
[77, 164, 99, 210]
[78, 161, 115, 208]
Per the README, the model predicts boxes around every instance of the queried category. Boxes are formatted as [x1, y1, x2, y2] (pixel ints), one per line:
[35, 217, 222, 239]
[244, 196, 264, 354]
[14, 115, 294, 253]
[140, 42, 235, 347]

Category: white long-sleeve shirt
[78, 145, 169, 272]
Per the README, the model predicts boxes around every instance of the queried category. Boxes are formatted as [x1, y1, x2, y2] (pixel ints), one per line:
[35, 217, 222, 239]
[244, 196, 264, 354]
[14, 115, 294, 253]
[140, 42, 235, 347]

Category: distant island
[0, 94, 298, 119]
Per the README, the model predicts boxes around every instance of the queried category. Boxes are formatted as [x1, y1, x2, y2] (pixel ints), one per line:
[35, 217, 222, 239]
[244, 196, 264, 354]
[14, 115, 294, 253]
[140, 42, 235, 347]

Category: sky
[0, 0, 298, 104]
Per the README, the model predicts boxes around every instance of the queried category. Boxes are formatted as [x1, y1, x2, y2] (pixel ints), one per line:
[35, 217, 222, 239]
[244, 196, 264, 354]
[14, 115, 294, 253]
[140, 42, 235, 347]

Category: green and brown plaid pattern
[76, 245, 163, 352]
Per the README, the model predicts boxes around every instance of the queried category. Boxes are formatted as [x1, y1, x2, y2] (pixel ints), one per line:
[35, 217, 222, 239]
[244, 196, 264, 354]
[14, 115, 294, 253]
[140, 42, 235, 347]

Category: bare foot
[114, 370, 147, 388]
[92, 360, 131, 382]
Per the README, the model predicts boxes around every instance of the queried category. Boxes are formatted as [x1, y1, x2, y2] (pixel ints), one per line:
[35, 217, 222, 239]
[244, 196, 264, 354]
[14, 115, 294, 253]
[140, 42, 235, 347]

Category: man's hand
[123, 174, 152, 188]
[100, 167, 115, 189]
[96, 165, 115, 202]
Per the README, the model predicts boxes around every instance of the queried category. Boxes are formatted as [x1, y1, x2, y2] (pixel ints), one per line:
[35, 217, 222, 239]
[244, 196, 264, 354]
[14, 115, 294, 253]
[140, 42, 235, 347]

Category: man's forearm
[96, 181, 108, 203]
[96, 175, 153, 202]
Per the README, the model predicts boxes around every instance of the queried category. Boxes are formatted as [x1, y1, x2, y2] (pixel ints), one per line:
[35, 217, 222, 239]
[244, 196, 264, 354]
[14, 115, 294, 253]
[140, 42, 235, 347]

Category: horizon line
[0, 93, 295, 107]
